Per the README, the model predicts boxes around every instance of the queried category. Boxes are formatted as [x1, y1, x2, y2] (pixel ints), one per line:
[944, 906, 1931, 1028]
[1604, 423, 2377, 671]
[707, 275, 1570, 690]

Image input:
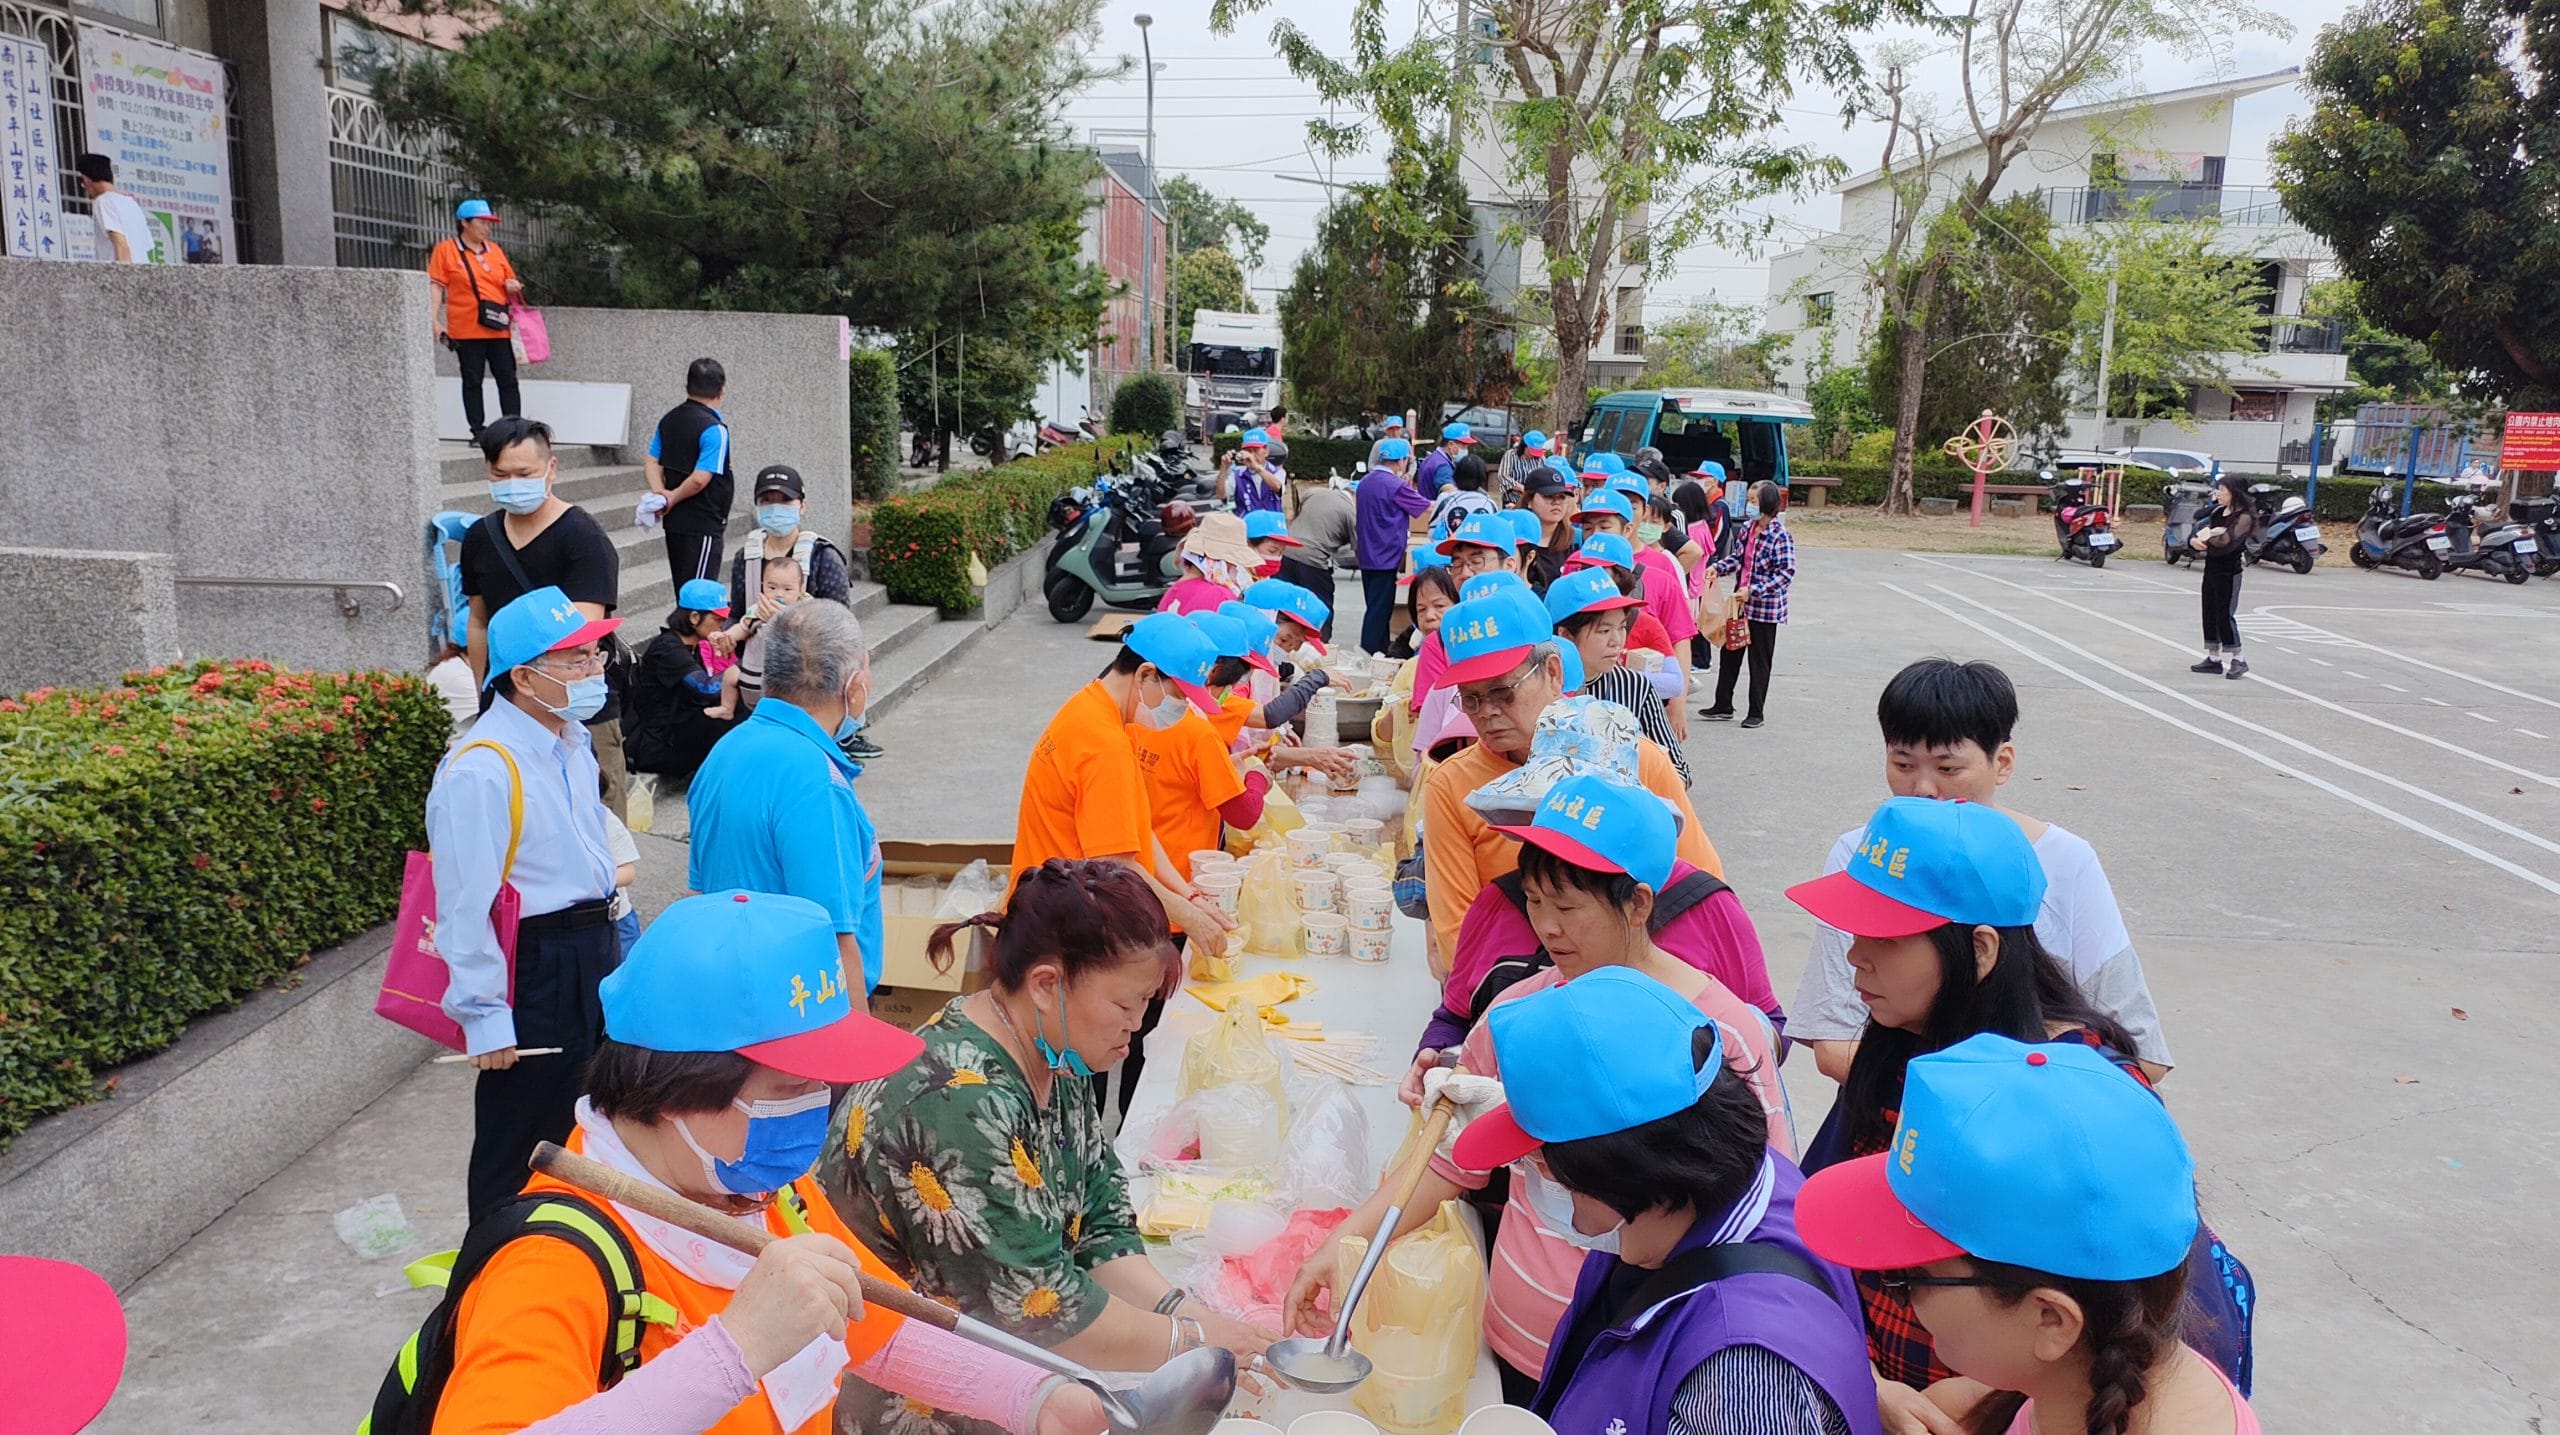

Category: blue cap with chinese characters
[1785, 796, 2046, 937]
[1434, 588, 1554, 688]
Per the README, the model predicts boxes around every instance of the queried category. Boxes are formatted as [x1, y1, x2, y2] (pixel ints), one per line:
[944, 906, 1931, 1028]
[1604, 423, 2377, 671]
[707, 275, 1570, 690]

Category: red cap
[1794, 1153, 1966, 1270]
[0, 1256, 127, 1432]
[740, 1010, 925, 1084]
[1451, 1105, 1542, 1170]
[1783, 868, 1947, 939]
[1280, 615, 1327, 657]
[549, 614, 624, 652]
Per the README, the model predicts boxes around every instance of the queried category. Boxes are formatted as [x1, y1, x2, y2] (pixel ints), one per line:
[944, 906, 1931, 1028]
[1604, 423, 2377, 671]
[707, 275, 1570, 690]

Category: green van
[1571, 387, 1815, 486]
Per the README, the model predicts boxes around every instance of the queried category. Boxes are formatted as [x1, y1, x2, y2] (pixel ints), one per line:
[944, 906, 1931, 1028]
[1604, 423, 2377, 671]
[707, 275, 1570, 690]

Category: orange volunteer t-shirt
[1012, 681, 1154, 884]
[428, 236, 520, 341]
[1129, 711, 1249, 880]
[1420, 737, 1719, 957]
[432, 1130, 907, 1435]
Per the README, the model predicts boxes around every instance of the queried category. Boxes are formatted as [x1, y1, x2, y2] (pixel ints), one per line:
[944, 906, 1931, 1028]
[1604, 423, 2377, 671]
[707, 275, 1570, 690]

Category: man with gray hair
[684, 600, 886, 997]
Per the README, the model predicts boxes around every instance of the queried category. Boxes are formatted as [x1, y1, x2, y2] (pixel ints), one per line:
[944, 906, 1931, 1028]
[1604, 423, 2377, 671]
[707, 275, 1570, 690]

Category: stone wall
[0, 260, 439, 676]
[0, 547, 181, 694]
[439, 307, 852, 556]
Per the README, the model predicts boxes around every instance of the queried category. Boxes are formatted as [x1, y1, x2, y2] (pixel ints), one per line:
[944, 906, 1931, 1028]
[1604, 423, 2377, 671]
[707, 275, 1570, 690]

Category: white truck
[1184, 309, 1284, 441]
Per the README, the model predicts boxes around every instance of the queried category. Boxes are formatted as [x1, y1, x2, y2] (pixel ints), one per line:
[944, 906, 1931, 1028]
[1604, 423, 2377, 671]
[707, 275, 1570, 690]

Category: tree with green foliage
[1161, 174, 1272, 273]
[1213, 0, 1925, 432]
[1802, 332, 1878, 461]
[897, 334, 1039, 461]
[380, 0, 1111, 375]
[1277, 148, 1513, 427]
[2273, 0, 2559, 408]
[1109, 374, 1183, 437]
[1637, 300, 1783, 391]
[2063, 221, 2269, 422]
[847, 347, 900, 499]
[1175, 247, 1252, 354]
[1866, 195, 2077, 451]
[2300, 277, 2456, 420]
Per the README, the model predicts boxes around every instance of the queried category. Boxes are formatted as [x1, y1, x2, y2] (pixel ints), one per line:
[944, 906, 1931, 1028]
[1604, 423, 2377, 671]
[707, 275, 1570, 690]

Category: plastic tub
[1287, 827, 1335, 870]
[1203, 1200, 1292, 1257]
[1195, 870, 1244, 916]
[1301, 912, 1350, 957]
[1350, 925, 1392, 963]
[1293, 868, 1341, 914]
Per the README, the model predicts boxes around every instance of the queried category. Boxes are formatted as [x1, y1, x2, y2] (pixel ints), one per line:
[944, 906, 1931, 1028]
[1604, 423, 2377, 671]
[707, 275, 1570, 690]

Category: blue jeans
[613, 908, 641, 961]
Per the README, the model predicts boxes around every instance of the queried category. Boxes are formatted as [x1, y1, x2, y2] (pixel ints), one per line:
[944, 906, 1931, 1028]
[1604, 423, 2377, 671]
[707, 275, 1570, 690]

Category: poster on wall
[74, 20, 234, 264]
[2500, 412, 2560, 473]
[0, 33, 71, 260]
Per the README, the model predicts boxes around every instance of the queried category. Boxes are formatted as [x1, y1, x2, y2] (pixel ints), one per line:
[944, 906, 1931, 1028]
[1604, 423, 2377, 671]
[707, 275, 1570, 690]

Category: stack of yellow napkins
[1186, 971, 1317, 1026]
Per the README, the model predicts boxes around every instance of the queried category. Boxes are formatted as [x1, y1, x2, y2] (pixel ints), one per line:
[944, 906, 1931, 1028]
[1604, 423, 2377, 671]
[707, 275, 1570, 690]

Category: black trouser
[2202, 567, 2244, 651]
[467, 903, 620, 1222]
[1497, 1354, 1542, 1407]
[453, 337, 520, 438]
[1276, 556, 1337, 641]
[1711, 619, 1778, 719]
[664, 530, 723, 592]
[1359, 568, 1401, 654]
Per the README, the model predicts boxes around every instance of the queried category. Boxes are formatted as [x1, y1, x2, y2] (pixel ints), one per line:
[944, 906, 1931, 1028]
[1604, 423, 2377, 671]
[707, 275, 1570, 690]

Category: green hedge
[869, 439, 1133, 610]
[1108, 374, 1181, 437]
[848, 348, 900, 502]
[1271, 436, 1509, 480]
[0, 659, 447, 1154]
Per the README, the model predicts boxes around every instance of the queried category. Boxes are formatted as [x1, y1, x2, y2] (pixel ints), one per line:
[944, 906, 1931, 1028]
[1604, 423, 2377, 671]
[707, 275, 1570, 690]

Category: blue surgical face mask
[489, 476, 548, 515]
[836, 711, 866, 742]
[1520, 1162, 1623, 1255]
[542, 674, 608, 723]
[755, 503, 802, 537]
[1032, 996, 1096, 1080]
[675, 1089, 831, 1197]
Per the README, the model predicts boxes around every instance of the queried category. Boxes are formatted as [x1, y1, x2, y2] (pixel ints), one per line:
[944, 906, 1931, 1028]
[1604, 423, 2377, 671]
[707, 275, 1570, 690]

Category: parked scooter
[2047, 471, 2122, 567]
[2161, 481, 2214, 566]
[1043, 459, 1196, 621]
[2513, 494, 2560, 577]
[2441, 494, 2536, 585]
[2241, 483, 2322, 575]
[2349, 476, 2451, 580]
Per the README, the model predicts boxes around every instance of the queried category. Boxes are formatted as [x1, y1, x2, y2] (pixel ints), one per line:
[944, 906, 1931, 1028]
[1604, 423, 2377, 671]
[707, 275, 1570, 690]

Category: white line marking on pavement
[2522, 729, 2552, 741]
[2380, 683, 2408, 693]
[2276, 646, 2299, 655]
[2425, 697, 2451, 707]
[2310, 657, 2334, 667]
[1883, 581, 2560, 898]
[2467, 711, 2499, 725]
[2253, 606, 2560, 712]
[2344, 671, 2370, 680]
[1898, 553, 2560, 792]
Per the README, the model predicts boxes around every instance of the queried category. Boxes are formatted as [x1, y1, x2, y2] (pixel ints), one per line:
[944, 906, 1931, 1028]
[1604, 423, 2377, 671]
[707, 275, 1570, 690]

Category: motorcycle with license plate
[2438, 493, 2537, 585]
[2240, 482, 2322, 575]
[2349, 475, 2451, 580]
[1043, 456, 1203, 621]
[2046, 471, 2121, 568]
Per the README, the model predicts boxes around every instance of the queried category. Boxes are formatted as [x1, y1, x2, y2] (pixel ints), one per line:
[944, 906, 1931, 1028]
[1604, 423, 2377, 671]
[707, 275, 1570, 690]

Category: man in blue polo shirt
[685, 600, 886, 997]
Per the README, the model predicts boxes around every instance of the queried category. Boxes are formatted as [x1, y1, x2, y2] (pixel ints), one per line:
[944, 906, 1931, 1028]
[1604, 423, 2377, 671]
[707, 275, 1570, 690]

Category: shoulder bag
[446, 237, 512, 333]
[1721, 524, 1760, 652]
[377, 740, 525, 1051]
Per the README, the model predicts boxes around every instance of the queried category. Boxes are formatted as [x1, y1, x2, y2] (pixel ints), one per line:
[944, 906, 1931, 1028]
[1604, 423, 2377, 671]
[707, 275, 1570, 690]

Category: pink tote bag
[376, 741, 523, 1051]
[511, 304, 552, 364]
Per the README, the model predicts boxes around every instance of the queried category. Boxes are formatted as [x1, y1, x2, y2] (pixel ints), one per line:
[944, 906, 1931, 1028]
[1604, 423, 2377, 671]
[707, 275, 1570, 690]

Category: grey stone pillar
[209, 0, 336, 266]
[0, 548, 179, 692]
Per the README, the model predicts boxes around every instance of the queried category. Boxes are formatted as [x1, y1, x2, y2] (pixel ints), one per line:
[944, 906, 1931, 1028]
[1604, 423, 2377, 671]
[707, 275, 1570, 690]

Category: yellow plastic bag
[1334, 1201, 1486, 1435]
[1186, 933, 1240, 985]
[1178, 1003, 1291, 1121]
[1236, 851, 1301, 959]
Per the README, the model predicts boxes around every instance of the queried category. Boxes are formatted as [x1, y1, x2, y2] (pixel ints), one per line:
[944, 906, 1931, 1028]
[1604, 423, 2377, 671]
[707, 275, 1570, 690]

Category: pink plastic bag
[376, 741, 523, 1051]
[511, 304, 551, 364]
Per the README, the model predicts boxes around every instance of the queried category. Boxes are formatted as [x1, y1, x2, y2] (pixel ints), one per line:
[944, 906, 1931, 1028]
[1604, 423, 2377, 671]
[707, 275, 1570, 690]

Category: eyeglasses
[1876, 1271, 2000, 1295]
[1456, 658, 1544, 716]
[531, 650, 606, 677]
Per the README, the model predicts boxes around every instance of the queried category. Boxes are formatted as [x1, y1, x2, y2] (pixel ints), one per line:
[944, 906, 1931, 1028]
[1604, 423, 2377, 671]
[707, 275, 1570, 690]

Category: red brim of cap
[1435, 535, 1507, 556]
[0, 1255, 127, 1432]
[1265, 533, 1305, 547]
[1177, 679, 1223, 715]
[1569, 511, 1621, 526]
[1246, 652, 1279, 675]
[1568, 592, 1643, 614]
[1784, 868, 1947, 939]
[549, 615, 625, 652]
[1435, 643, 1536, 689]
[1241, 443, 1268, 451]
[739, 1009, 926, 1084]
[1492, 821, 1631, 878]
[1795, 1153, 1966, 1271]
[1451, 1102, 1539, 1170]
[1283, 621, 1327, 656]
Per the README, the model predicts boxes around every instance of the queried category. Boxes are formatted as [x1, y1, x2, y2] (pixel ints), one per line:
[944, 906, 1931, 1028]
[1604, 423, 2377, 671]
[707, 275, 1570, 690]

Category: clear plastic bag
[1236, 851, 1302, 959]
[932, 858, 1004, 920]
[1179, 1004, 1292, 1122]
[1339, 1201, 1486, 1435]
[1279, 1078, 1374, 1209]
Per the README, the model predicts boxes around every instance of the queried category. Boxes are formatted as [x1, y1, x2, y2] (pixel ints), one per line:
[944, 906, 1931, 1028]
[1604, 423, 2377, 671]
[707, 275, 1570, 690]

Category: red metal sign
[2499, 411, 2560, 472]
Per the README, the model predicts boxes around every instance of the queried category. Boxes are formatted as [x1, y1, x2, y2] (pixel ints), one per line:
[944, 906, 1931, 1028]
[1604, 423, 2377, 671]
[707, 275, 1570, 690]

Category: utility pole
[1135, 14, 1158, 373]
[1449, 0, 1470, 149]
[2091, 272, 2118, 448]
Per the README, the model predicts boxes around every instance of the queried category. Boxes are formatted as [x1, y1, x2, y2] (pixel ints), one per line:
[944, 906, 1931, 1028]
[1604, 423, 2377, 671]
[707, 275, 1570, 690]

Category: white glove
[1421, 1070, 1508, 1163]
[634, 492, 669, 531]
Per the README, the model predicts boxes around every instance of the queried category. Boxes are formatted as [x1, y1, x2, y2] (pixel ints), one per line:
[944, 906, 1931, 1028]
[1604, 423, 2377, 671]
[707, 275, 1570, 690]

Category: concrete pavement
[91, 547, 2560, 1432]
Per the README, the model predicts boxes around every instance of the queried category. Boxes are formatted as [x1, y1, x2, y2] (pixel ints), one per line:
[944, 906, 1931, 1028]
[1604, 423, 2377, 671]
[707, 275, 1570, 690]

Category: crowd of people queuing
[368, 401, 2260, 1435]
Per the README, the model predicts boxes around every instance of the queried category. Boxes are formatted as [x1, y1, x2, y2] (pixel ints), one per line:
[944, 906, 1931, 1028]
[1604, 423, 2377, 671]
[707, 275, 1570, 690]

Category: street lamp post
[1136, 14, 1158, 374]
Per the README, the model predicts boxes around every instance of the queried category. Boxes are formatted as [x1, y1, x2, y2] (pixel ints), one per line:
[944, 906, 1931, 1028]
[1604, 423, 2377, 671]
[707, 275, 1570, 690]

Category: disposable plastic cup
[1300, 912, 1350, 957]
[1323, 852, 1376, 878]
[1336, 816, 1385, 851]
[1344, 885, 1392, 933]
[1287, 827, 1334, 870]
[1190, 849, 1236, 877]
[1290, 1411, 1379, 1435]
[1349, 925, 1392, 964]
[1195, 871, 1244, 917]
[1293, 868, 1341, 914]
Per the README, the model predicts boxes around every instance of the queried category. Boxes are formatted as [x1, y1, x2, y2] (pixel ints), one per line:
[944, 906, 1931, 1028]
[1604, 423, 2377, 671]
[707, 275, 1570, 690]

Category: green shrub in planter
[1108, 374, 1181, 437]
[869, 440, 1132, 610]
[847, 348, 900, 501]
[0, 659, 448, 1154]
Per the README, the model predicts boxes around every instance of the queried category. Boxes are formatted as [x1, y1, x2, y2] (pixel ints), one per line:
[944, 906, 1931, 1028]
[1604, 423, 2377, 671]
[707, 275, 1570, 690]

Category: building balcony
[2036, 185, 2295, 228]
[2265, 316, 2344, 355]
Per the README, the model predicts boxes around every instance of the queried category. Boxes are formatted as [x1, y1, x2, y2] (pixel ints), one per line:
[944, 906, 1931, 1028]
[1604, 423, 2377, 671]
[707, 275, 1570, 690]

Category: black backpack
[360, 1192, 668, 1435]
[1466, 867, 1735, 1019]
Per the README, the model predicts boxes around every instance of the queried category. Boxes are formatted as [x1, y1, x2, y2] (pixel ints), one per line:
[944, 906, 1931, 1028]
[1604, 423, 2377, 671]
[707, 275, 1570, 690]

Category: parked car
[2123, 446, 2220, 478]
[2042, 450, 2177, 481]
[1440, 402, 1518, 449]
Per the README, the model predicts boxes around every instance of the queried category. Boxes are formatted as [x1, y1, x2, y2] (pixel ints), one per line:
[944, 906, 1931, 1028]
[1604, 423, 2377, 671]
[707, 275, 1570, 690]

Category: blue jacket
[685, 697, 885, 990]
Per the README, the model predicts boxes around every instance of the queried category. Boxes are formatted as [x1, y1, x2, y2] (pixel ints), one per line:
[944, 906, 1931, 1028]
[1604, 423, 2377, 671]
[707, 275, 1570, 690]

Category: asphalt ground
[90, 544, 2559, 1433]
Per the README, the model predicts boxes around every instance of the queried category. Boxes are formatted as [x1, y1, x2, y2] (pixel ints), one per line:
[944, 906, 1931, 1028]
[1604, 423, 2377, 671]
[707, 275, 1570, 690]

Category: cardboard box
[868, 839, 1012, 1029]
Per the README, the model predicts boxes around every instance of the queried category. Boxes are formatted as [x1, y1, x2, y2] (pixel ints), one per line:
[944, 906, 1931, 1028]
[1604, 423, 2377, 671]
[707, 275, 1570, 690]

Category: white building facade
[1761, 71, 2348, 472]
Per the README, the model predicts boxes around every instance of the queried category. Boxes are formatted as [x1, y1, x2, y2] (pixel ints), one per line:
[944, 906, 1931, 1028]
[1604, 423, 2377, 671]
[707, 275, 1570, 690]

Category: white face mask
[1519, 1161, 1623, 1255]
[1136, 675, 1190, 730]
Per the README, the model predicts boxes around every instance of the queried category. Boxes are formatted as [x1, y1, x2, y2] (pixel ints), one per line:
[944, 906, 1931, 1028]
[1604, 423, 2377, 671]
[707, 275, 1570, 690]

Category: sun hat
[1377, 436, 1414, 463]
[455, 198, 499, 223]
[1123, 612, 1225, 714]
[678, 578, 732, 617]
[1544, 567, 1642, 626]
[1521, 429, 1551, 455]
[0, 1255, 126, 1432]
[1239, 427, 1271, 450]
[1502, 509, 1544, 550]
[1796, 1033, 2199, 1280]
[1786, 796, 2047, 939]
[1492, 772, 1679, 890]
[1437, 510, 1516, 557]
[1442, 421, 1473, 443]
[1239, 577, 1331, 655]
[602, 891, 926, 1083]
[1464, 694, 1646, 824]
[1179, 511, 1263, 573]
[1243, 510, 1302, 547]
[485, 585, 623, 690]
[1452, 968, 1724, 1170]
[1566, 532, 1637, 572]
[1571, 491, 1635, 527]
[1433, 588, 1553, 688]
[1215, 600, 1282, 675]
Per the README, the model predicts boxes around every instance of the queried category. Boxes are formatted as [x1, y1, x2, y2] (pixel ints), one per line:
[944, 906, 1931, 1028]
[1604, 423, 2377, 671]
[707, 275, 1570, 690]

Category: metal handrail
[176, 576, 405, 618]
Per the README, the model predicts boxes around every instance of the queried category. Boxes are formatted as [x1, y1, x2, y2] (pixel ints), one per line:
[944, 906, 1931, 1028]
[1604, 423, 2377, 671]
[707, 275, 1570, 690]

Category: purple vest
[1535, 1160, 1884, 1435]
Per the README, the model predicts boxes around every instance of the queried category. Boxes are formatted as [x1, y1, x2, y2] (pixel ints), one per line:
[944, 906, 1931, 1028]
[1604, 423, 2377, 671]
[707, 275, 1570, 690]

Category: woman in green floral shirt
[825, 861, 1273, 1435]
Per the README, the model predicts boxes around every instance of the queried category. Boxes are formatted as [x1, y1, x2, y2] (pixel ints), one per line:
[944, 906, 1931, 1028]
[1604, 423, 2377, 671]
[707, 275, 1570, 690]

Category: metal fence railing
[2035, 185, 2294, 228]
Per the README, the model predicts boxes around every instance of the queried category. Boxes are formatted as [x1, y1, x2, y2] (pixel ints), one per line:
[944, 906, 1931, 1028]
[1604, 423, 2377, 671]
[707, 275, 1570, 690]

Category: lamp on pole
[1135, 13, 1158, 373]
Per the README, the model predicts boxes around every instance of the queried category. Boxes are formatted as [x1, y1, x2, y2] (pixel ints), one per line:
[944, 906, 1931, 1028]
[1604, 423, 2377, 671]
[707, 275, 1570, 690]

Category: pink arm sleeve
[852, 1318, 1066, 1435]
[516, 1319, 759, 1435]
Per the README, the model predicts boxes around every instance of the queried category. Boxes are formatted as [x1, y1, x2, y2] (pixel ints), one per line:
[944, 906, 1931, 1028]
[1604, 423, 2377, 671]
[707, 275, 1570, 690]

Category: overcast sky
[1055, 0, 2363, 323]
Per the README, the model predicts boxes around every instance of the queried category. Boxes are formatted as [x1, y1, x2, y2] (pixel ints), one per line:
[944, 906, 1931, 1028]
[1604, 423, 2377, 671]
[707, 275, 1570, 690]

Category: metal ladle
[1264, 1077, 1466, 1395]
[531, 1143, 1239, 1435]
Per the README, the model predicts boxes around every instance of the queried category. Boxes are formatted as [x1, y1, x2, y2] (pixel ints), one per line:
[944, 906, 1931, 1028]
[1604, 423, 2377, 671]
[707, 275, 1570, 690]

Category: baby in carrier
[705, 555, 805, 719]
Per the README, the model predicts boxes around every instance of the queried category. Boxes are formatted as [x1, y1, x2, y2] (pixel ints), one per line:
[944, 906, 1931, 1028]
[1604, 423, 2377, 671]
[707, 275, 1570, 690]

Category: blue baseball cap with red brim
[1243, 510, 1302, 547]
[1433, 589, 1553, 688]
[1785, 796, 2047, 938]
[1492, 772, 1679, 890]
[1571, 491, 1635, 527]
[1566, 532, 1637, 572]
[1453, 967, 1723, 1170]
[1216, 600, 1282, 675]
[1437, 511, 1514, 557]
[1239, 578, 1331, 656]
[1544, 567, 1642, 626]
[485, 585, 623, 689]
[1124, 612, 1224, 715]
